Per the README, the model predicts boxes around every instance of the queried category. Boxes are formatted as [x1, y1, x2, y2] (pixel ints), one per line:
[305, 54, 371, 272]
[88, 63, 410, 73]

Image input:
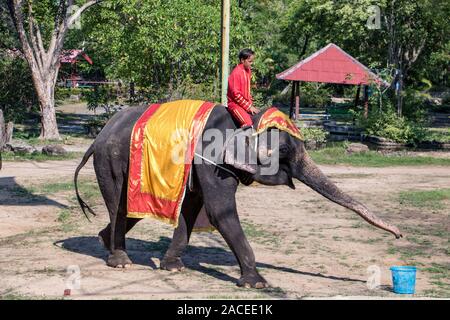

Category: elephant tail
[74, 143, 96, 221]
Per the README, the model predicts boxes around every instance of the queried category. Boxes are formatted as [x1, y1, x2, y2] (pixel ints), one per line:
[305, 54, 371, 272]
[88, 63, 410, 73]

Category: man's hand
[249, 106, 260, 115]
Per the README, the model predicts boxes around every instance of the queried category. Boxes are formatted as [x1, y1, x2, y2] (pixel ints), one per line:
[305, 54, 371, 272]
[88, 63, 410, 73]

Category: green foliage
[282, 0, 450, 102]
[309, 143, 450, 167]
[399, 188, 450, 210]
[300, 83, 332, 108]
[1, 151, 83, 162]
[55, 88, 90, 102]
[84, 85, 122, 116]
[355, 103, 428, 144]
[165, 75, 219, 102]
[0, 55, 38, 123]
[79, 0, 250, 93]
[4, 0, 446, 130]
[302, 127, 328, 144]
[425, 128, 450, 143]
[252, 89, 274, 110]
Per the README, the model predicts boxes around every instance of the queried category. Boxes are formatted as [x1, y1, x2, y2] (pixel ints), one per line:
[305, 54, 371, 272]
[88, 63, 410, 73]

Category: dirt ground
[0, 156, 449, 299]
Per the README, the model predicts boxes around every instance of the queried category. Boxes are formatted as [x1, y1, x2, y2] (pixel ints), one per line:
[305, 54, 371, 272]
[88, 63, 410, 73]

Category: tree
[75, 0, 252, 100]
[6, 0, 103, 140]
[237, 0, 293, 88]
[282, 0, 450, 115]
[383, 0, 450, 114]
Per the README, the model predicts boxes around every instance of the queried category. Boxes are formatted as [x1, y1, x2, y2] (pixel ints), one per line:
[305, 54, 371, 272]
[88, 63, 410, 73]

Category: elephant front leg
[160, 192, 202, 272]
[205, 203, 269, 289]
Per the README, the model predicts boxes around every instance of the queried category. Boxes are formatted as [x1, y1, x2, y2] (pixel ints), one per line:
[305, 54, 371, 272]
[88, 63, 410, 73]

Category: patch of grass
[345, 236, 383, 244]
[407, 236, 432, 246]
[361, 237, 383, 244]
[422, 288, 450, 298]
[0, 228, 55, 247]
[57, 210, 71, 223]
[329, 173, 374, 179]
[1, 293, 65, 300]
[422, 263, 450, 281]
[399, 188, 450, 210]
[24, 178, 101, 204]
[309, 145, 450, 167]
[28, 181, 74, 194]
[426, 127, 450, 143]
[56, 209, 79, 233]
[241, 220, 280, 247]
[1, 151, 83, 162]
[402, 224, 449, 239]
[34, 267, 60, 275]
[387, 244, 429, 262]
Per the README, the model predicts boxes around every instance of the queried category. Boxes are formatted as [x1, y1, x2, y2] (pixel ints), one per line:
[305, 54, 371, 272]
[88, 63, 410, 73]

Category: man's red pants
[227, 103, 253, 127]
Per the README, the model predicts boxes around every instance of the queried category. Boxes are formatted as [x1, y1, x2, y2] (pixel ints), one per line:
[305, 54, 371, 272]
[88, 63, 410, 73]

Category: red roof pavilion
[276, 43, 388, 119]
[59, 50, 93, 88]
[60, 49, 93, 65]
[277, 43, 387, 86]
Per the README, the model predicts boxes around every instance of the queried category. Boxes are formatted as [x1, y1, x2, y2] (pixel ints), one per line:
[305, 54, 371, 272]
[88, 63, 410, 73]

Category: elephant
[74, 102, 402, 289]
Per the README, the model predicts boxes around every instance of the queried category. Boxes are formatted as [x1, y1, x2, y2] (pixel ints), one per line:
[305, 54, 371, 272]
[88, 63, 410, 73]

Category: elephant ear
[223, 129, 257, 174]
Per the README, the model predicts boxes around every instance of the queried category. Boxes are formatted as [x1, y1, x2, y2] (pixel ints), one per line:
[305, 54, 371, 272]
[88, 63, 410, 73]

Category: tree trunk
[363, 85, 369, 119]
[5, 122, 14, 145]
[37, 81, 60, 140]
[0, 109, 13, 152]
[396, 70, 403, 116]
[0, 109, 6, 149]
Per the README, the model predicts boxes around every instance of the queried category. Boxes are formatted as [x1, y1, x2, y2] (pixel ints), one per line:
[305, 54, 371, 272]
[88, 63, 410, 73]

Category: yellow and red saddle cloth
[127, 103, 302, 229]
[255, 107, 304, 141]
[127, 100, 216, 227]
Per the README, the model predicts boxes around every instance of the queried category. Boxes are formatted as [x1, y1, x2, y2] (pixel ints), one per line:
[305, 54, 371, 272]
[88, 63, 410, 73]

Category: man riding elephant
[227, 49, 260, 129]
[74, 100, 402, 289]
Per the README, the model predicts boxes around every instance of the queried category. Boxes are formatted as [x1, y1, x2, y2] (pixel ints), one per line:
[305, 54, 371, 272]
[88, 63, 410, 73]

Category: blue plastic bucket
[390, 266, 417, 294]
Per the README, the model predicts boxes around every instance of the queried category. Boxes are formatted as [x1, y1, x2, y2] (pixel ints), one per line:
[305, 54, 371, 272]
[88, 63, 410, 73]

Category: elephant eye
[279, 144, 291, 157]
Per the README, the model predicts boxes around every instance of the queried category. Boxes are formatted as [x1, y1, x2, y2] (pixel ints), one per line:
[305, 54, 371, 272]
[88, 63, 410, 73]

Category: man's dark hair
[239, 48, 255, 61]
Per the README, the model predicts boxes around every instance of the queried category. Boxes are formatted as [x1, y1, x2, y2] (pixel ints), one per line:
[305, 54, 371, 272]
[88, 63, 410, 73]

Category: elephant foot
[107, 250, 132, 268]
[160, 257, 185, 272]
[238, 273, 269, 289]
[98, 228, 110, 251]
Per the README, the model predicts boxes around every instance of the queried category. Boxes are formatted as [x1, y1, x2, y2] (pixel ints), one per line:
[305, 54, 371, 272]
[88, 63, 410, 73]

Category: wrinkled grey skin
[74, 104, 402, 288]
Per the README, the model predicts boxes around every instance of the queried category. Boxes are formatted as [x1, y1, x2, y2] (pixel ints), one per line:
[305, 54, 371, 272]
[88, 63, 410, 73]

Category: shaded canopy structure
[276, 43, 388, 119]
[59, 49, 93, 88]
[60, 49, 93, 64]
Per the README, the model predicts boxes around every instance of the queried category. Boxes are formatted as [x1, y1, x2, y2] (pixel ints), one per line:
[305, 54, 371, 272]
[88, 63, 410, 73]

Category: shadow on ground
[56, 235, 367, 296]
[0, 177, 68, 208]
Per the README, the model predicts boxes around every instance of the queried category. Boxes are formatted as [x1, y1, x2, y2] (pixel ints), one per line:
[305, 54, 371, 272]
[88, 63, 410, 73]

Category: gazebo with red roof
[59, 49, 93, 88]
[276, 43, 388, 119]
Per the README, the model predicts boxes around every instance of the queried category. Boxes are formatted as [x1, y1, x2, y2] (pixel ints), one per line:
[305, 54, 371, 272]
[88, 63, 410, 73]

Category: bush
[0, 55, 39, 123]
[302, 127, 328, 144]
[301, 127, 328, 149]
[355, 104, 428, 144]
[271, 82, 332, 109]
[84, 85, 124, 116]
[83, 115, 109, 138]
[175, 76, 219, 102]
[55, 87, 90, 102]
[300, 83, 332, 108]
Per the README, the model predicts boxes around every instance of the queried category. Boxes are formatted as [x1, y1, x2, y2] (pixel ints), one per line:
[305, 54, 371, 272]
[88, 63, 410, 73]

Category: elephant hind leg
[95, 164, 132, 268]
[98, 217, 142, 251]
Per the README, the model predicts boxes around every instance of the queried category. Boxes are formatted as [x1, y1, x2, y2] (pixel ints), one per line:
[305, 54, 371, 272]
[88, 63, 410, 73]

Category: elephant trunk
[294, 152, 402, 239]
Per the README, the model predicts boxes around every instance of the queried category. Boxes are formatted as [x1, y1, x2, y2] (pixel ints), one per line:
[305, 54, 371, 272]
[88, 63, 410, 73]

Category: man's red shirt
[227, 63, 253, 112]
